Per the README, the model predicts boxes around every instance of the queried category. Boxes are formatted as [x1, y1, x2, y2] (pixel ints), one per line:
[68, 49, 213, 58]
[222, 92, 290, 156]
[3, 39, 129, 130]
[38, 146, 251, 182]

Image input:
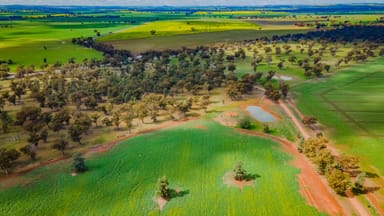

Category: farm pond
[246, 106, 276, 123]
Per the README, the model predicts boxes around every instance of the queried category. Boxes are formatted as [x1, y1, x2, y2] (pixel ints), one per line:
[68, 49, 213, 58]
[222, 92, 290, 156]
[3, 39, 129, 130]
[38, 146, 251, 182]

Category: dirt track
[279, 100, 377, 216]
[238, 129, 348, 215]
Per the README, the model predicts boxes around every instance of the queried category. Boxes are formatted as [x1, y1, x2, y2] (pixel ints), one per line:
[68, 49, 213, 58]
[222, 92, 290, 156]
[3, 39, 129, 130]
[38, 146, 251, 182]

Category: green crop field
[0, 121, 321, 216]
[98, 19, 261, 41]
[293, 57, 384, 174]
[193, 10, 289, 18]
[0, 21, 129, 70]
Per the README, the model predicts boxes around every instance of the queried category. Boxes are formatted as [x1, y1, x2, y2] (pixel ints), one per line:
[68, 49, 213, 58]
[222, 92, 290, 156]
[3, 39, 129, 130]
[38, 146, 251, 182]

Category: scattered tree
[156, 176, 170, 199]
[233, 162, 247, 181]
[73, 153, 87, 173]
[0, 148, 20, 175]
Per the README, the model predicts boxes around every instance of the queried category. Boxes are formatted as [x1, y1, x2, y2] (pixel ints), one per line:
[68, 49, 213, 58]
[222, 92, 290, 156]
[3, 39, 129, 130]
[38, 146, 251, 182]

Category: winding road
[279, 99, 374, 216]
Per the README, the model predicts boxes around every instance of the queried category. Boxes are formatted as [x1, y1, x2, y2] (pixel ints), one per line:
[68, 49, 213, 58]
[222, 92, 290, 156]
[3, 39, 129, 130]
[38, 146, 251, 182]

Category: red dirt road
[238, 129, 348, 216]
[279, 100, 375, 216]
[279, 100, 310, 139]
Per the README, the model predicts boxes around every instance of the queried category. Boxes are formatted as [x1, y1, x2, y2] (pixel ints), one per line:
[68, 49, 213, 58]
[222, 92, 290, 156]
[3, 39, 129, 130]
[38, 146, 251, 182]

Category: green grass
[293, 57, 384, 174]
[98, 19, 261, 41]
[0, 21, 129, 70]
[0, 121, 321, 216]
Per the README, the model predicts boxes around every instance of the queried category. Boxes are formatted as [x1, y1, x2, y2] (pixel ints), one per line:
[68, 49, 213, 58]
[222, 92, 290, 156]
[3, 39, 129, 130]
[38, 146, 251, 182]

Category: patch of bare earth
[222, 171, 254, 190]
[214, 111, 239, 127]
[154, 197, 167, 211]
[194, 124, 208, 130]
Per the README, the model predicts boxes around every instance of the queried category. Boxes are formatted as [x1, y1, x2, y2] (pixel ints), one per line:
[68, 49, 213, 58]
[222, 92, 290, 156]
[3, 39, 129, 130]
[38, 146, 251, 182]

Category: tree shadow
[365, 172, 379, 178]
[245, 173, 261, 181]
[365, 186, 380, 193]
[352, 186, 380, 195]
[169, 189, 190, 200]
[206, 110, 221, 114]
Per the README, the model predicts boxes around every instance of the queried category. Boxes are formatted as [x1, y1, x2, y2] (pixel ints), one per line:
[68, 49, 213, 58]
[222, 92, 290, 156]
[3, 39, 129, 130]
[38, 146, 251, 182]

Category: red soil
[154, 197, 167, 211]
[222, 171, 254, 190]
[193, 124, 208, 130]
[285, 99, 383, 215]
[238, 129, 348, 216]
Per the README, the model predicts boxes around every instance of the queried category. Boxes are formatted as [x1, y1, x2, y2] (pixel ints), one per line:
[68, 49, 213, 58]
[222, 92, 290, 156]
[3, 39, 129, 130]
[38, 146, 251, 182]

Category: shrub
[263, 124, 271, 133]
[156, 176, 170, 199]
[238, 117, 251, 129]
[233, 162, 247, 181]
[73, 153, 87, 173]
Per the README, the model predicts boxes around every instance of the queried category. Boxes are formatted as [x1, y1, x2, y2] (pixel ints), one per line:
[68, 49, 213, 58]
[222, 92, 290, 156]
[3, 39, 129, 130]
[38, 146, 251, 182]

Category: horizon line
[1, 3, 384, 7]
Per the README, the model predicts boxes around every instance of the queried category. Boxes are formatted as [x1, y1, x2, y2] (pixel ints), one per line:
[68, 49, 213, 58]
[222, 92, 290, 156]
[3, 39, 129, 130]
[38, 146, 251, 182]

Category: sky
[0, 0, 383, 6]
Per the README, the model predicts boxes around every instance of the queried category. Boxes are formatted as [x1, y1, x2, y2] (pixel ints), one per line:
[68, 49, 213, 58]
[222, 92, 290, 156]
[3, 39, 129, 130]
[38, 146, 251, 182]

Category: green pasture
[0, 121, 321, 216]
[293, 57, 384, 174]
[0, 21, 129, 70]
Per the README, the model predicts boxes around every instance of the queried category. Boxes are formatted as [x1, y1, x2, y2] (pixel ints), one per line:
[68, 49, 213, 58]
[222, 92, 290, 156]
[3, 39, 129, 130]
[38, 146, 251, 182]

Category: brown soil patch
[222, 171, 254, 190]
[194, 124, 208, 130]
[71, 172, 77, 177]
[214, 111, 239, 127]
[154, 196, 167, 211]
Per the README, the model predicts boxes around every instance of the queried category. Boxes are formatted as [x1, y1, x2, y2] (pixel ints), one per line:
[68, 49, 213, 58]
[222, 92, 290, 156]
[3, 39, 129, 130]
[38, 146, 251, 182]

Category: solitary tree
[156, 176, 170, 199]
[233, 162, 247, 181]
[238, 117, 251, 129]
[73, 153, 87, 173]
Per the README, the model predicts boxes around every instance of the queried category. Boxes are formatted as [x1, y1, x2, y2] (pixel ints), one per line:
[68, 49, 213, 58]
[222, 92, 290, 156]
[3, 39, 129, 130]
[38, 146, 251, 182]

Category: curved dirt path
[278, 100, 310, 139]
[237, 129, 348, 216]
[279, 100, 375, 216]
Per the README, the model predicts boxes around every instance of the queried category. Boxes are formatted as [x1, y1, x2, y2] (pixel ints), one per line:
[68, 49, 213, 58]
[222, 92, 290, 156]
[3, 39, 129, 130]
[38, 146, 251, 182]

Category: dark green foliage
[73, 153, 87, 173]
[238, 117, 251, 129]
[68, 114, 91, 145]
[0, 148, 20, 175]
[233, 162, 247, 181]
[0, 111, 12, 133]
[352, 172, 366, 194]
[263, 124, 271, 133]
[156, 176, 170, 199]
